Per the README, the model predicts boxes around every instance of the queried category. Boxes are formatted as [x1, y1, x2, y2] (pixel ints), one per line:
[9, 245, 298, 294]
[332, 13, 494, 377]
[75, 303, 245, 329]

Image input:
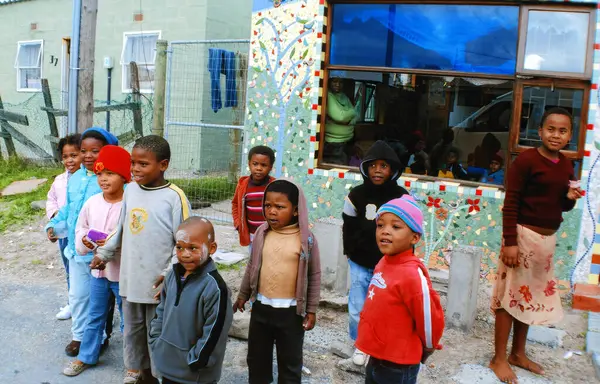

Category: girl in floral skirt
[490, 107, 583, 384]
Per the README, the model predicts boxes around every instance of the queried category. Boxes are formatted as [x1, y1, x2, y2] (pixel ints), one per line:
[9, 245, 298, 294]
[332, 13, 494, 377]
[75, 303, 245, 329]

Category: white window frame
[120, 31, 161, 94]
[14, 39, 43, 92]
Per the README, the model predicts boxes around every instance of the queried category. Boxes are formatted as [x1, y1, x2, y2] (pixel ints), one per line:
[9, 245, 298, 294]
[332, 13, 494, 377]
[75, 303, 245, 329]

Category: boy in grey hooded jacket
[149, 217, 232, 384]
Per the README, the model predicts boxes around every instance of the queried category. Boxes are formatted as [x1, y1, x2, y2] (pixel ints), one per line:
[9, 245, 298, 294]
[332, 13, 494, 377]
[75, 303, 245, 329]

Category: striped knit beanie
[376, 195, 423, 234]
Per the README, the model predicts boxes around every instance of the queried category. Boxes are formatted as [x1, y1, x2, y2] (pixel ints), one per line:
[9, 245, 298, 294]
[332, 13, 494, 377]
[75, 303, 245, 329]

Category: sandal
[63, 361, 89, 376]
[123, 370, 142, 384]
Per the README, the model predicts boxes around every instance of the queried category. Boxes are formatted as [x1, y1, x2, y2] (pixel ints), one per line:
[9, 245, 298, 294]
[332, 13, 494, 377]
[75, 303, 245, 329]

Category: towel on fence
[208, 48, 238, 112]
[223, 50, 238, 108]
[208, 48, 223, 112]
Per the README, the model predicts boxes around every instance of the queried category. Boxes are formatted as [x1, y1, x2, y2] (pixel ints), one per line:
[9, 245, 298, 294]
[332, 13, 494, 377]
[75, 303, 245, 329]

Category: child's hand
[95, 238, 106, 247]
[421, 347, 435, 364]
[233, 298, 247, 313]
[82, 236, 96, 250]
[47, 228, 58, 243]
[303, 313, 316, 331]
[89, 256, 106, 270]
[567, 187, 584, 201]
[153, 275, 165, 290]
[501, 246, 519, 268]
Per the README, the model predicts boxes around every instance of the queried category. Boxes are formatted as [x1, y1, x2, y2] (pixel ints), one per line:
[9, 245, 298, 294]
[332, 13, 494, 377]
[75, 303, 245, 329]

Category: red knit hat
[94, 145, 132, 182]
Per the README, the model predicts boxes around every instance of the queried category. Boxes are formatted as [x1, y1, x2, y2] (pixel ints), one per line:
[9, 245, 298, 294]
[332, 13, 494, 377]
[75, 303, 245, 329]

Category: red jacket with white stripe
[356, 249, 445, 365]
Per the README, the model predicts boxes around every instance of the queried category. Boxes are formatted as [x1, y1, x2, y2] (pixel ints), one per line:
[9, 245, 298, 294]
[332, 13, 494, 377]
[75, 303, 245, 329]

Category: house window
[319, 2, 594, 187]
[15, 40, 43, 91]
[121, 31, 160, 93]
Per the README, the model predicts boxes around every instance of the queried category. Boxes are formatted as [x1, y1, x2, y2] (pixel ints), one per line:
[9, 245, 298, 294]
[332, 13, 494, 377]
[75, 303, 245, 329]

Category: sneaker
[123, 370, 142, 384]
[352, 348, 368, 366]
[56, 305, 72, 320]
[63, 361, 89, 376]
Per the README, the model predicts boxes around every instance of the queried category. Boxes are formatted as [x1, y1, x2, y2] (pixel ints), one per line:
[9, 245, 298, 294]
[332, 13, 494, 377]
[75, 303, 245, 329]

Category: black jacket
[342, 141, 408, 269]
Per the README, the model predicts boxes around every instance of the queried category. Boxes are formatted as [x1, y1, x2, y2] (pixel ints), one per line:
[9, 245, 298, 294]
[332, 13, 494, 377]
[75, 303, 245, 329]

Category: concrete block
[587, 331, 600, 354]
[319, 295, 348, 311]
[336, 357, 366, 375]
[573, 283, 600, 312]
[1, 179, 47, 196]
[526, 325, 566, 348]
[590, 312, 600, 333]
[429, 268, 449, 295]
[593, 352, 600, 381]
[228, 311, 250, 340]
[30, 200, 46, 211]
[446, 245, 482, 331]
[452, 364, 551, 384]
[313, 221, 347, 294]
[330, 341, 353, 359]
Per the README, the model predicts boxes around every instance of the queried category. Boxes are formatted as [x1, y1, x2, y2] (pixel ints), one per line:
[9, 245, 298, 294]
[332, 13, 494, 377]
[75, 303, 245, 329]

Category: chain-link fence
[0, 88, 154, 160]
[165, 39, 250, 224]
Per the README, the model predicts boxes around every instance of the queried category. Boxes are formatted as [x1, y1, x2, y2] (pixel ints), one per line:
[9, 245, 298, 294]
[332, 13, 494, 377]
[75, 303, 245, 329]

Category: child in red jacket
[232, 146, 276, 246]
[356, 195, 445, 384]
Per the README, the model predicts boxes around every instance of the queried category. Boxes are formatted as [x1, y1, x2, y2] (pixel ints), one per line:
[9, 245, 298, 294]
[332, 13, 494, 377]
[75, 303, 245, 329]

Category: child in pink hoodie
[63, 145, 131, 377]
[46, 133, 82, 320]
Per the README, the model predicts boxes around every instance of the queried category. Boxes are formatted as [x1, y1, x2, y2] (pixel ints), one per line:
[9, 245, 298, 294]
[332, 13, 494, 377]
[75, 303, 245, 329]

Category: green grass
[216, 261, 246, 272]
[0, 158, 62, 232]
[171, 176, 236, 203]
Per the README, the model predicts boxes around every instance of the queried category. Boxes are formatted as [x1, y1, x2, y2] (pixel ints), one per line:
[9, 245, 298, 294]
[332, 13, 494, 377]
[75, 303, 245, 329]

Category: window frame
[318, 1, 592, 185]
[14, 39, 43, 93]
[120, 31, 161, 94]
[516, 5, 596, 80]
[508, 78, 589, 160]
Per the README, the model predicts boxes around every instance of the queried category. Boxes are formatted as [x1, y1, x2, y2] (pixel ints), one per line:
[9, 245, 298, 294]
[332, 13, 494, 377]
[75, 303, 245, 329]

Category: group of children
[43, 105, 582, 384]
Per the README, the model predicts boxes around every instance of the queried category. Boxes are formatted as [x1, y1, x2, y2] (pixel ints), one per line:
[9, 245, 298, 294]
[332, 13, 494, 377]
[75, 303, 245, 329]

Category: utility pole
[74, 0, 98, 133]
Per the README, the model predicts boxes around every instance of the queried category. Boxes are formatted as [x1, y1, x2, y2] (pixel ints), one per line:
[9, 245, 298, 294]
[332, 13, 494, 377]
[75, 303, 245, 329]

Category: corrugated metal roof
[0, 0, 31, 5]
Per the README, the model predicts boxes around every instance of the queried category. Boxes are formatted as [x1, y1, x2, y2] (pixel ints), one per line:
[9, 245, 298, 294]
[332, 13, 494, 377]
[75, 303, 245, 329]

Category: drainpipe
[68, 0, 82, 134]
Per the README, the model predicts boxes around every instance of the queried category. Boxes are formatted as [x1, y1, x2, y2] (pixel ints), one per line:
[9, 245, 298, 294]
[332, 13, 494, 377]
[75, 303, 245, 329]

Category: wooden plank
[152, 40, 168, 137]
[0, 110, 29, 126]
[41, 102, 139, 116]
[117, 130, 136, 146]
[129, 62, 144, 137]
[1, 121, 52, 159]
[41, 79, 60, 160]
[44, 135, 60, 144]
[0, 96, 17, 157]
[76, 0, 99, 133]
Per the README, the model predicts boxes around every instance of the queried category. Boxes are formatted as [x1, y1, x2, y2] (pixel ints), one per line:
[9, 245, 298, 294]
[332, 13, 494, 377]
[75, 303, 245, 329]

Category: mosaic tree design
[248, 0, 316, 176]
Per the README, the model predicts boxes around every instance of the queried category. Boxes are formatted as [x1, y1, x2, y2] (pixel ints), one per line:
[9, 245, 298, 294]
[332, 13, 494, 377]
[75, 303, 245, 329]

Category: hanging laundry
[208, 48, 238, 112]
[222, 50, 238, 108]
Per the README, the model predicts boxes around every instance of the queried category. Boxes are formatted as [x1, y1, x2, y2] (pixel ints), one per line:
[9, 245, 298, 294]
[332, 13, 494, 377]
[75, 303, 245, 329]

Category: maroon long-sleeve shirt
[502, 148, 576, 247]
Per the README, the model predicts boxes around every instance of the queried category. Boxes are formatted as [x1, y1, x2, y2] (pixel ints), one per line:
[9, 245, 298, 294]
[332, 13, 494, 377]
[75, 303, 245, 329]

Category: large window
[14, 40, 43, 92]
[121, 31, 160, 93]
[320, 2, 594, 187]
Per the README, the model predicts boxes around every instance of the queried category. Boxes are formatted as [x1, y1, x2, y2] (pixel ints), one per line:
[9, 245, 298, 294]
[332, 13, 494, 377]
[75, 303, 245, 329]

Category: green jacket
[325, 91, 356, 143]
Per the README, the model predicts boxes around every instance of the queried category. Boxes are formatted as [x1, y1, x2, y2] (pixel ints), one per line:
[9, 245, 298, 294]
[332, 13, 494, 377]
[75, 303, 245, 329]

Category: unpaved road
[0, 216, 595, 383]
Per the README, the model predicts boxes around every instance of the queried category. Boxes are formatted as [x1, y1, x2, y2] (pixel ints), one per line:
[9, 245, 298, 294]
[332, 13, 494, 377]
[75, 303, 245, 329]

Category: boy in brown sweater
[234, 179, 321, 384]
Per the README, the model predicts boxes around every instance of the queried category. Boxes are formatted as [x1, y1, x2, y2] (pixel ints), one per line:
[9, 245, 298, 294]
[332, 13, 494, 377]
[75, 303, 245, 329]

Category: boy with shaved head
[149, 216, 233, 384]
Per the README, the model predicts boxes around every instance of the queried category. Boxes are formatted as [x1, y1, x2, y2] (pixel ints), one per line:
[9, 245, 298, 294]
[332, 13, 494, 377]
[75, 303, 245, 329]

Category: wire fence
[165, 39, 250, 224]
[0, 88, 154, 160]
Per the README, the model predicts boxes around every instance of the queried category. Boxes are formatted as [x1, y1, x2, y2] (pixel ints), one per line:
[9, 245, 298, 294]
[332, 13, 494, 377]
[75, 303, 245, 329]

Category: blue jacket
[45, 165, 102, 263]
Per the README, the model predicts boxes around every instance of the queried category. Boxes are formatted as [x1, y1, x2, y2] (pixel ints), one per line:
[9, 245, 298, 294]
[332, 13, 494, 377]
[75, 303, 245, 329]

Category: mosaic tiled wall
[247, 0, 598, 285]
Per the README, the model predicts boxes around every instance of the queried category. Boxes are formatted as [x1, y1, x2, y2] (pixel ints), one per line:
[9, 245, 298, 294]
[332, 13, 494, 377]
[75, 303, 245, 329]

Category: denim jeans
[78, 277, 123, 365]
[366, 358, 420, 384]
[348, 259, 374, 341]
[58, 238, 70, 292]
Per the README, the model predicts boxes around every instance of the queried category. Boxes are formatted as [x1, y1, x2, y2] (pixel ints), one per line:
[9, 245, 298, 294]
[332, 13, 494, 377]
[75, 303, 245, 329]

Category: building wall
[244, 0, 600, 288]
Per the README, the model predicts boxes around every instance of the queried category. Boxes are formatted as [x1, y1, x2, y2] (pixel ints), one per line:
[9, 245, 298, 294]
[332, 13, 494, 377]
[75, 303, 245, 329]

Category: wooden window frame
[508, 78, 589, 161]
[517, 5, 596, 80]
[319, 1, 593, 184]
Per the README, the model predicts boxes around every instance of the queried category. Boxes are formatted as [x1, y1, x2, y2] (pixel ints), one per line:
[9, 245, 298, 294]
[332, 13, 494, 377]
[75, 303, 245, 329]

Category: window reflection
[330, 4, 519, 75]
[524, 10, 589, 74]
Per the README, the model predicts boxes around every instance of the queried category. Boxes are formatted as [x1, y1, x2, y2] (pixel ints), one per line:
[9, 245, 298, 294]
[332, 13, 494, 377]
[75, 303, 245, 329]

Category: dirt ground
[0, 215, 595, 383]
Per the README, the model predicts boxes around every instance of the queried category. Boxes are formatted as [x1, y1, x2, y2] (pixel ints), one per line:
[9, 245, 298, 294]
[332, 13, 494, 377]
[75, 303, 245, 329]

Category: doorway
[60, 37, 71, 136]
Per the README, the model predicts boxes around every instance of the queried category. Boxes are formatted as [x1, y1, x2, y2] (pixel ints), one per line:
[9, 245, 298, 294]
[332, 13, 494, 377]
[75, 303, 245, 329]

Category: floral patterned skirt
[491, 225, 563, 325]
